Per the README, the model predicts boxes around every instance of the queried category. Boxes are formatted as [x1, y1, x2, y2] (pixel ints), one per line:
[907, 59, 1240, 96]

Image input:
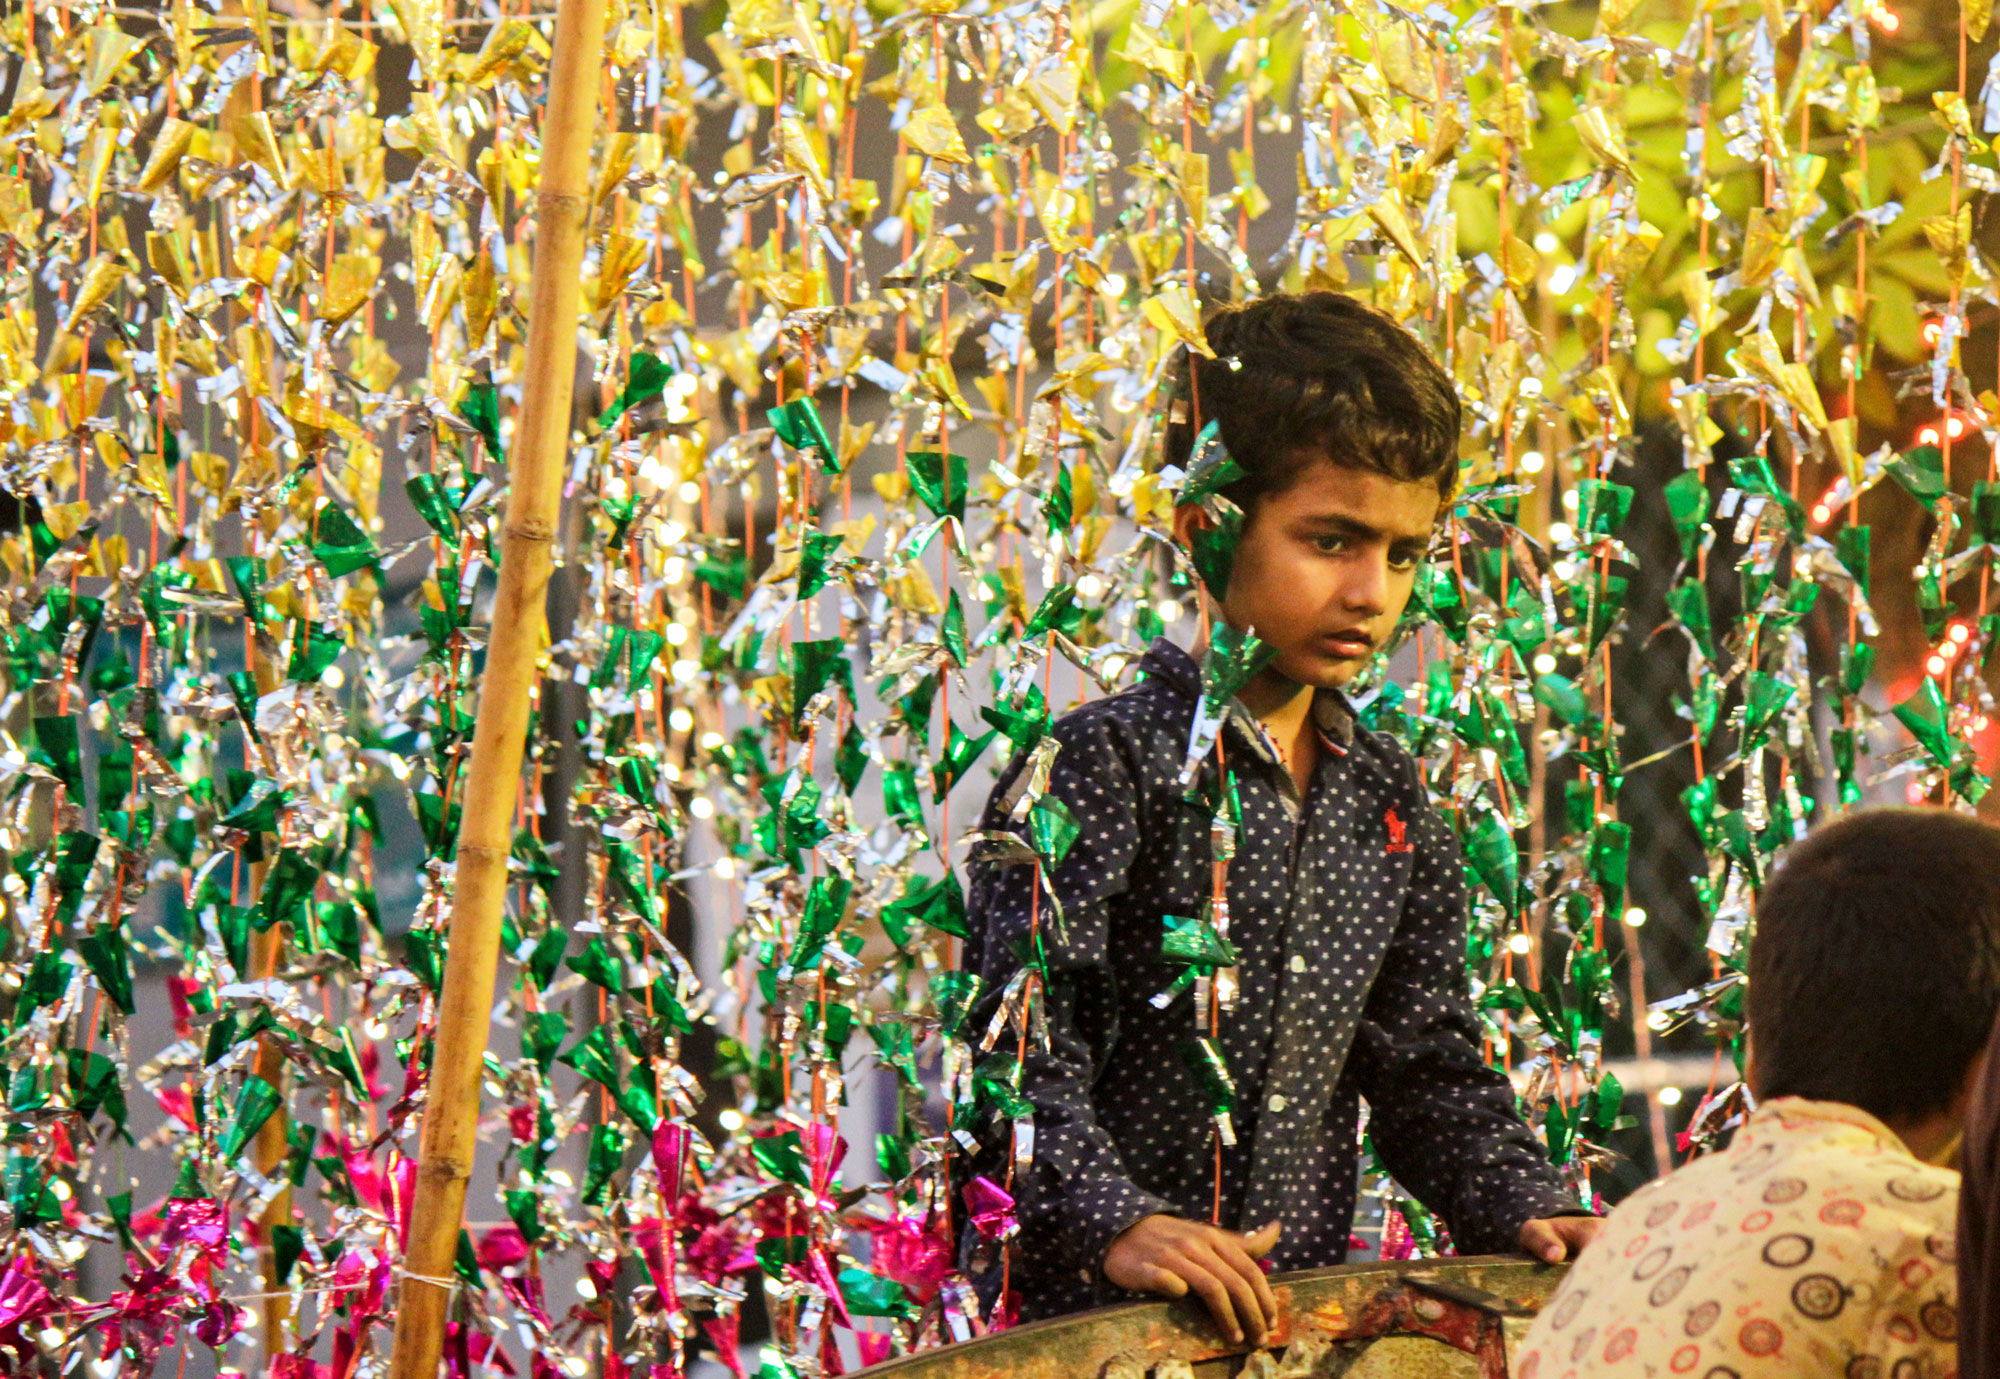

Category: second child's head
[1166, 292, 1460, 690]
[1747, 807, 2000, 1158]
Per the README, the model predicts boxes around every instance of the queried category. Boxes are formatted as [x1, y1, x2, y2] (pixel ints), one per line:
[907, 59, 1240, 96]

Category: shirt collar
[1746, 1096, 1931, 1163]
[1135, 637, 1358, 749]
[1136, 635, 1368, 775]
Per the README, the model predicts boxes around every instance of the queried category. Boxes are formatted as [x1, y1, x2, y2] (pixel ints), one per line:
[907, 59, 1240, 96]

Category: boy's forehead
[1274, 455, 1443, 538]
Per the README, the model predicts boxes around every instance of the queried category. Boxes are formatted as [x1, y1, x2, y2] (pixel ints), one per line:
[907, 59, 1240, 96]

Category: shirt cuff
[1057, 1176, 1179, 1296]
[1466, 1180, 1596, 1255]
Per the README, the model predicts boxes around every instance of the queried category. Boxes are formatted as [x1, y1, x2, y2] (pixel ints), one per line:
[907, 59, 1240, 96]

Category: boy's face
[1176, 456, 1442, 690]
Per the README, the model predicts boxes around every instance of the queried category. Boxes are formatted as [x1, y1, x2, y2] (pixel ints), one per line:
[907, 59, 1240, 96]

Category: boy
[1516, 807, 2000, 1378]
[957, 292, 1597, 1339]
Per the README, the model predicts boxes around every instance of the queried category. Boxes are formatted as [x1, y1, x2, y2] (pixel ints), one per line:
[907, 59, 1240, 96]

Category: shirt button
[1268, 1094, 1287, 1113]
[1290, 955, 1307, 973]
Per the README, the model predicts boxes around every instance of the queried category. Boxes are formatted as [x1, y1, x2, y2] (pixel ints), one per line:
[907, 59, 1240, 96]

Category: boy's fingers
[1138, 1263, 1190, 1299]
[1556, 1216, 1604, 1255]
[1192, 1243, 1266, 1343]
[1224, 1239, 1272, 1335]
[1243, 1248, 1279, 1330]
[1517, 1219, 1566, 1264]
[1242, 1220, 1282, 1256]
[1169, 1255, 1244, 1344]
[1203, 1234, 1276, 1327]
[1223, 1223, 1281, 1327]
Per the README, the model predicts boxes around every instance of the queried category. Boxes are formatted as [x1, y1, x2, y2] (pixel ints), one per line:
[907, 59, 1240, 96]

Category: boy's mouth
[1317, 630, 1375, 658]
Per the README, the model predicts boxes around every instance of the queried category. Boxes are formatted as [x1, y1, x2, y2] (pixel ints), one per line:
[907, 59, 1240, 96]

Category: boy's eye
[1389, 548, 1425, 571]
[1310, 534, 1350, 555]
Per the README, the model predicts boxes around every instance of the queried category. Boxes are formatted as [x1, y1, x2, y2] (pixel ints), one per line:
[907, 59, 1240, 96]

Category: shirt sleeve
[1343, 759, 1583, 1255]
[960, 706, 1178, 1287]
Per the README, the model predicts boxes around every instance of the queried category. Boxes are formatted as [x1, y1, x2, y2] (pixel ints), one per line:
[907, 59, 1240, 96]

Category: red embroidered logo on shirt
[1384, 807, 1414, 854]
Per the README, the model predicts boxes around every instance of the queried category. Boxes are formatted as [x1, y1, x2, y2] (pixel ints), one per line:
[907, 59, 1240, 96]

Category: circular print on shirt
[1886, 1176, 1948, 1203]
[1570, 1328, 1598, 1365]
[1633, 1247, 1674, 1282]
[1684, 1300, 1722, 1337]
[1646, 1201, 1681, 1229]
[1650, 1266, 1693, 1308]
[1922, 1301, 1957, 1340]
[1847, 1360, 1882, 1379]
[1761, 1234, 1814, 1268]
[1818, 1199, 1865, 1227]
[1762, 1177, 1808, 1205]
[1549, 1289, 1587, 1330]
[1739, 1321, 1783, 1357]
[1791, 1275, 1845, 1320]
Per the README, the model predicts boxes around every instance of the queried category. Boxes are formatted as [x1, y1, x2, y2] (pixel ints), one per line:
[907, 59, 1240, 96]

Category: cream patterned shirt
[1516, 1098, 1959, 1379]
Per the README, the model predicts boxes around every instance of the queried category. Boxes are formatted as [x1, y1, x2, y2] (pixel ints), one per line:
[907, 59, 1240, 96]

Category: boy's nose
[1339, 555, 1391, 617]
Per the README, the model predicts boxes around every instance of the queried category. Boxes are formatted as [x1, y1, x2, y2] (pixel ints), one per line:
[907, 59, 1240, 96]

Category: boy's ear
[1171, 502, 1214, 551]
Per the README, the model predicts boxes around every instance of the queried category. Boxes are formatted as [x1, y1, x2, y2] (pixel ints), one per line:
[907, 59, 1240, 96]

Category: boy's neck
[1236, 662, 1314, 727]
[1190, 632, 1324, 790]
[1884, 1105, 1969, 1167]
[1237, 663, 1319, 794]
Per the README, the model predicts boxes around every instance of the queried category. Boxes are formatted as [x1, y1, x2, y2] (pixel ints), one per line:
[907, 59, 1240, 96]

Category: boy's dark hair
[1747, 807, 2000, 1125]
[1161, 291, 1463, 507]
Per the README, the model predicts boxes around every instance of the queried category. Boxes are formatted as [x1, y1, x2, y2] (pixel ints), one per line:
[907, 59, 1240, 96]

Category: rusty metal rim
[850, 1255, 1566, 1379]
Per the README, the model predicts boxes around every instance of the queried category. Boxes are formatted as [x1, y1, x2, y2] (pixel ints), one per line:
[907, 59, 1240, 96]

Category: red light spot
[1921, 427, 1941, 446]
[1949, 416, 1967, 439]
[1928, 655, 1948, 675]
[1951, 623, 1972, 643]
[1881, 10, 1901, 30]
[1811, 504, 1831, 525]
[1907, 779, 1928, 803]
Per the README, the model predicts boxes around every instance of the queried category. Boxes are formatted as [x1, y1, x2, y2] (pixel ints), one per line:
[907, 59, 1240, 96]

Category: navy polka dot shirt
[957, 639, 1580, 1321]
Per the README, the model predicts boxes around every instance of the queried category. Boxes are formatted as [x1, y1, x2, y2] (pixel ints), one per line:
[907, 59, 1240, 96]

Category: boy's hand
[1103, 1215, 1282, 1345]
[1517, 1215, 1602, 1263]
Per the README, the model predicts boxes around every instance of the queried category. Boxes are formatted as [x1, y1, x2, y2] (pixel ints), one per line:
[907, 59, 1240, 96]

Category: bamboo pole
[384, 0, 608, 1368]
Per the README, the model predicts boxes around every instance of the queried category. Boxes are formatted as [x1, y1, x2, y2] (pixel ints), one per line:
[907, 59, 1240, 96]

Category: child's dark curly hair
[1161, 291, 1463, 507]
[1748, 807, 2000, 1126]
